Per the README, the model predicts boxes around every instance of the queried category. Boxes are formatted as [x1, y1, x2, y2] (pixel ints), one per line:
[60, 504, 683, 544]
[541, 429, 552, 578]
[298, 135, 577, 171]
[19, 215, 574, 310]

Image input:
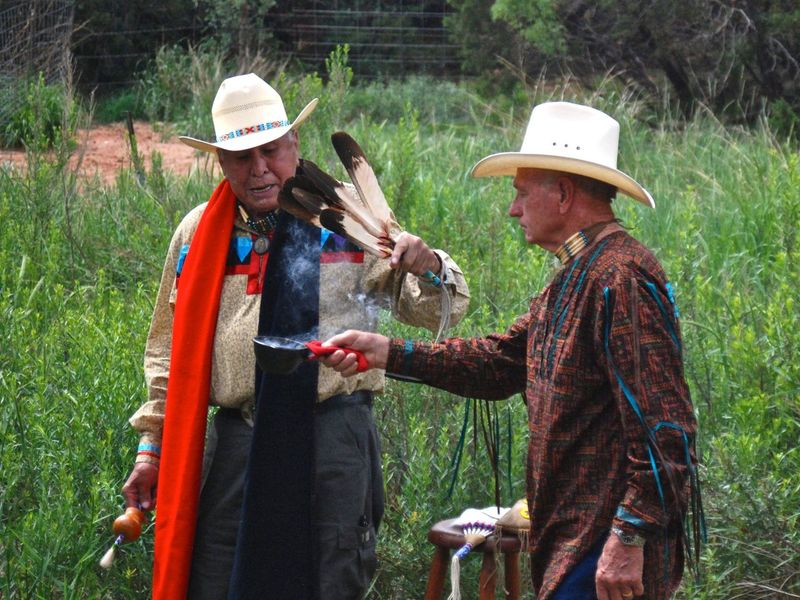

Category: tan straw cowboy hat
[179, 73, 318, 153]
[471, 101, 655, 207]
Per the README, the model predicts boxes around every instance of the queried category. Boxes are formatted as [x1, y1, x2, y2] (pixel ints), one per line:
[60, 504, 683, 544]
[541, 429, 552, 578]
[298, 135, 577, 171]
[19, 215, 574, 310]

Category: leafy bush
[1, 74, 79, 150]
[448, 0, 800, 136]
[137, 44, 205, 125]
[196, 0, 276, 61]
[94, 89, 144, 123]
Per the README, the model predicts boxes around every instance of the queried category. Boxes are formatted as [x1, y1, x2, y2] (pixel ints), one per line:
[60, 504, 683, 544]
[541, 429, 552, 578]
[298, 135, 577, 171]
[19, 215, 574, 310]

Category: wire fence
[269, 8, 461, 76]
[1, 3, 464, 100]
[0, 0, 75, 122]
[70, 6, 462, 92]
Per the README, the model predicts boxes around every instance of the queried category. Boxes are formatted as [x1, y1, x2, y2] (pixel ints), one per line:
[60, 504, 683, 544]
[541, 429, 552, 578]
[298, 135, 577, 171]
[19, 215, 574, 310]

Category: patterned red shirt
[388, 231, 697, 599]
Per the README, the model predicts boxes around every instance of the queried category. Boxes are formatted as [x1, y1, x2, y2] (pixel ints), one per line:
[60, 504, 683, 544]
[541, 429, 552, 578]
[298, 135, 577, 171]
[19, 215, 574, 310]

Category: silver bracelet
[611, 525, 646, 547]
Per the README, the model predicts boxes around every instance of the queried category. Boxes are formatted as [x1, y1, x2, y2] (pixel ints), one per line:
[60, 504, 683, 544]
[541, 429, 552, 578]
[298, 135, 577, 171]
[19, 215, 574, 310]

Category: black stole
[228, 213, 320, 599]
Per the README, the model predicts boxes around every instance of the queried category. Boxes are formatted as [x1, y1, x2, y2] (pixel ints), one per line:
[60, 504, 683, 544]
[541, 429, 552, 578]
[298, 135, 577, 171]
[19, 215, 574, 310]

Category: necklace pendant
[253, 235, 270, 255]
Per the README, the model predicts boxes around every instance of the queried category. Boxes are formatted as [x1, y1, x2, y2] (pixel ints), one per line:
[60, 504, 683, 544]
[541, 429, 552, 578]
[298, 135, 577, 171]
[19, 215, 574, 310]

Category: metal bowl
[253, 335, 311, 374]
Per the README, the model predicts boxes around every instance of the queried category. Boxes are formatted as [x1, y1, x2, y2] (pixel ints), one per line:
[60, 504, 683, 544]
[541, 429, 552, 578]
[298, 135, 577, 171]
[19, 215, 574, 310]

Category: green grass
[1, 58, 799, 598]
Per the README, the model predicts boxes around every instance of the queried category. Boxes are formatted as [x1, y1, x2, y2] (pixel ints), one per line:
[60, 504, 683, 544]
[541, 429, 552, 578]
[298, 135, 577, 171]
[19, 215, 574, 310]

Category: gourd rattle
[99, 506, 145, 569]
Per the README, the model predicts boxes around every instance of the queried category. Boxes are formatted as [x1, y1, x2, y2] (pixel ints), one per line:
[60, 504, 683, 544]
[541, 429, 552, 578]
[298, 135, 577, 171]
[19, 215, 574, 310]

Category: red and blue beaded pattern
[216, 120, 291, 142]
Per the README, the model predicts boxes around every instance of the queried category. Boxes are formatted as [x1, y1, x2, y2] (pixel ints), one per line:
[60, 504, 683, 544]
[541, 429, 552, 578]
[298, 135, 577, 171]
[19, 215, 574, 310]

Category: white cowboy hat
[471, 101, 654, 207]
[179, 73, 318, 153]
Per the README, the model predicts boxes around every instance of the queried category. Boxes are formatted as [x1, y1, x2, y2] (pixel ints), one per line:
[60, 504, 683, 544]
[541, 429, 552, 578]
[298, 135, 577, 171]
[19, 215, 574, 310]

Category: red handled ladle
[253, 335, 369, 374]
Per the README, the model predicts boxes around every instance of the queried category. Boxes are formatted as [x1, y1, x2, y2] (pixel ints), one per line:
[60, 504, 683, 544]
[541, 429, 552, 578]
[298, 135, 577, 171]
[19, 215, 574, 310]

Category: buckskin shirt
[130, 200, 470, 448]
[386, 230, 697, 599]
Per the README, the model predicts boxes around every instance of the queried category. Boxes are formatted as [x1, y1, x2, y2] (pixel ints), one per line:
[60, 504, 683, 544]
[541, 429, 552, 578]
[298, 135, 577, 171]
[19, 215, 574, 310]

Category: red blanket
[152, 179, 235, 599]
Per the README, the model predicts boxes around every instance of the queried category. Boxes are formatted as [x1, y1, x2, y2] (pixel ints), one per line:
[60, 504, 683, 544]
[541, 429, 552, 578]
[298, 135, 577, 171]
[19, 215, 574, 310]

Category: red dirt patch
[0, 121, 219, 184]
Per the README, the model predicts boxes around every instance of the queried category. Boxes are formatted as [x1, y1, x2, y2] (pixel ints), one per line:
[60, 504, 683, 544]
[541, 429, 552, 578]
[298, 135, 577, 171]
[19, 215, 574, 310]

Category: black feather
[330, 131, 393, 227]
[278, 181, 319, 226]
[291, 187, 332, 216]
[298, 157, 384, 238]
[319, 209, 391, 257]
[298, 159, 345, 206]
[331, 131, 363, 174]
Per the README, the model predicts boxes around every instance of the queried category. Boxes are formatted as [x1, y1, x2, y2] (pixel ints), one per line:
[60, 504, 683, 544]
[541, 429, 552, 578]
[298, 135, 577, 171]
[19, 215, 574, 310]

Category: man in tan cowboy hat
[121, 73, 470, 600]
[319, 102, 703, 600]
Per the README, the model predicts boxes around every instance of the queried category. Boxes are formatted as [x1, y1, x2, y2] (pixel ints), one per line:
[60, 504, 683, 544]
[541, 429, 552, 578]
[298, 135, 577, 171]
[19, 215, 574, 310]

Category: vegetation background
[1, 1, 799, 598]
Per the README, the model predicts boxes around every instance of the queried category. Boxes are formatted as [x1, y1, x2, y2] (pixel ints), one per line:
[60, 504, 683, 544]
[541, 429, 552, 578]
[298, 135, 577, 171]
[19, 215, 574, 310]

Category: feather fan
[280, 158, 395, 258]
[297, 158, 385, 237]
[279, 139, 451, 340]
[447, 506, 509, 600]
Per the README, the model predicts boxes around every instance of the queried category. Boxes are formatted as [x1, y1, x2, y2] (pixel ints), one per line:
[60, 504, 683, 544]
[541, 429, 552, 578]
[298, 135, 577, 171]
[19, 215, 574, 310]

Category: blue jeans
[551, 536, 606, 600]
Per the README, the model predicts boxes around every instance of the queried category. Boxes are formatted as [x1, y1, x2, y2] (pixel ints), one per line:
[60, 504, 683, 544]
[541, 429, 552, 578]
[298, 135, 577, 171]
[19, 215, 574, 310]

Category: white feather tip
[99, 545, 116, 569]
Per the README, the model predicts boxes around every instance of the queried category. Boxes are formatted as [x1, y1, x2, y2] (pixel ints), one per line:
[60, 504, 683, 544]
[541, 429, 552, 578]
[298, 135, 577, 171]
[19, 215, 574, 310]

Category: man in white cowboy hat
[121, 73, 469, 600]
[319, 101, 703, 600]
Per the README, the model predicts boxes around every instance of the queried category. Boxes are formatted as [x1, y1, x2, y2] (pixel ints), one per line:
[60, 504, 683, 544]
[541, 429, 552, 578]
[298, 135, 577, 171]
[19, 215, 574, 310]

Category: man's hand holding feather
[390, 232, 442, 276]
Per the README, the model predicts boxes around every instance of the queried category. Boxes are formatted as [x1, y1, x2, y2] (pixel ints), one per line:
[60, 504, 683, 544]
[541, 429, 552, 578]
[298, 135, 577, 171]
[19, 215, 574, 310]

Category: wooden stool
[424, 517, 523, 600]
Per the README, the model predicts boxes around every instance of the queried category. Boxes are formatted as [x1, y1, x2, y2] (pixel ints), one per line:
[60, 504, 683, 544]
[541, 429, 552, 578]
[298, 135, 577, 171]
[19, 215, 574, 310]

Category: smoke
[277, 221, 383, 340]
[269, 220, 321, 341]
[347, 291, 380, 324]
[282, 221, 319, 300]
